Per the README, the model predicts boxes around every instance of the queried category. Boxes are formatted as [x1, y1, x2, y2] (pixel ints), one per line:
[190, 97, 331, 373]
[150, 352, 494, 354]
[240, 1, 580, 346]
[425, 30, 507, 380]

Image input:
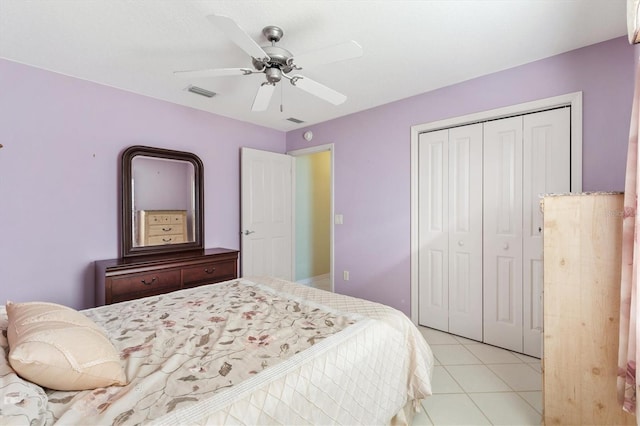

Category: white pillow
[6, 301, 127, 391]
[0, 312, 51, 425]
[629, 0, 640, 44]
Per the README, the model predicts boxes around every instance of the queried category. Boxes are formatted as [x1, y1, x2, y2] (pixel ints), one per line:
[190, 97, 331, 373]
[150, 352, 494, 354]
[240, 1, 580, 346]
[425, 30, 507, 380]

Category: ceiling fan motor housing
[252, 45, 294, 74]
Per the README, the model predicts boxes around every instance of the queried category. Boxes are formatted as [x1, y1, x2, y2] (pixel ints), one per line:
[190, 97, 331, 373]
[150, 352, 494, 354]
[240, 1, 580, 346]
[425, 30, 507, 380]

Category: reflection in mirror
[131, 156, 195, 247]
[121, 146, 204, 258]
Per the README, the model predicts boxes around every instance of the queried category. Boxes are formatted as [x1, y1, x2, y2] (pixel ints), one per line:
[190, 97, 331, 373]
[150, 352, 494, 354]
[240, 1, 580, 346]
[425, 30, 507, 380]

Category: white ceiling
[0, 0, 628, 131]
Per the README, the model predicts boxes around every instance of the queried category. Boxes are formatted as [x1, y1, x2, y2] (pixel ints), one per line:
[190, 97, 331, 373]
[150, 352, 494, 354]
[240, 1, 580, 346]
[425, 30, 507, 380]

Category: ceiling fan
[174, 15, 363, 111]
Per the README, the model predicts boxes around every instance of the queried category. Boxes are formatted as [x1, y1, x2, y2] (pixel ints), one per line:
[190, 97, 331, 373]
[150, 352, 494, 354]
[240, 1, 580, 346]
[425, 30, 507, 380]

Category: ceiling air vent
[187, 85, 217, 98]
[286, 117, 305, 124]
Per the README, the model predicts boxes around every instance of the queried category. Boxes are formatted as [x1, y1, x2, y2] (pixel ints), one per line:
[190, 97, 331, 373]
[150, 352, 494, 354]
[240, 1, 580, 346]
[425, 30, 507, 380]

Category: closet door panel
[483, 116, 524, 353]
[418, 130, 449, 331]
[448, 124, 483, 341]
[522, 107, 571, 357]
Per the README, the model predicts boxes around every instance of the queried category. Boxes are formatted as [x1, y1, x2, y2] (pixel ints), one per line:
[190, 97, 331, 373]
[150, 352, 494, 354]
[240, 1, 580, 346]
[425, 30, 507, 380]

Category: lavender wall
[0, 59, 285, 309]
[1, 36, 635, 314]
[286, 36, 636, 316]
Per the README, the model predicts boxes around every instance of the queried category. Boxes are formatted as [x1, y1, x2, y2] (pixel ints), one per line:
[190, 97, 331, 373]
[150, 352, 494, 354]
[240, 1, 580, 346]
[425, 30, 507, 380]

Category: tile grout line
[418, 326, 543, 425]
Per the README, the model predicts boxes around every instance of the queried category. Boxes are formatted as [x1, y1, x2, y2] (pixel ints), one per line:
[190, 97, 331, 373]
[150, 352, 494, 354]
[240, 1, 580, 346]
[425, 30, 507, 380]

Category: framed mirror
[121, 145, 204, 258]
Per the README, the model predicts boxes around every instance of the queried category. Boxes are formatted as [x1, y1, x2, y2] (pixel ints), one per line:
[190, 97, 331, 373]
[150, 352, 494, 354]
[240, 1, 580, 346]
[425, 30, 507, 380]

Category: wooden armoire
[542, 193, 635, 425]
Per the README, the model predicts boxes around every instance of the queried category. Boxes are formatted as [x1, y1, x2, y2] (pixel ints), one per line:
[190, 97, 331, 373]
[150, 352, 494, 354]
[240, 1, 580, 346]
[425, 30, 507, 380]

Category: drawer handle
[141, 277, 157, 285]
[162, 227, 173, 232]
[162, 238, 173, 242]
[204, 268, 216, 274]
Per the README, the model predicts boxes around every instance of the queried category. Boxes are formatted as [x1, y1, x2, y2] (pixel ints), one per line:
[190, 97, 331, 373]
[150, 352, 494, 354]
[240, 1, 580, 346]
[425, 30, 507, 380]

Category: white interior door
[418, 129, 450, 332]
[483, 116, 524, 353]
[240, 147, 293, 280]
[418, 124, 483, 340]
[448, 124, 483, 341]
[522, 108, 571, 357]
[484, 108, 571, 355]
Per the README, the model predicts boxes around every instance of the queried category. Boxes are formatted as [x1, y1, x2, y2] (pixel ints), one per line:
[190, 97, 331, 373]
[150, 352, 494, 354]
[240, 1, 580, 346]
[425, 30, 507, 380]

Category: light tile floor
[413, 327, 542, 426]
[302, 276, 332, 292]
[303, 281, 541, 424]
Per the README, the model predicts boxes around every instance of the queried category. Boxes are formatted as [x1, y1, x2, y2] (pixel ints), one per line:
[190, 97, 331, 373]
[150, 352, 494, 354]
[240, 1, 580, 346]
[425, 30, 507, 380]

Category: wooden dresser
[137, 209, 188, 246]
[95, 248, 239, 306]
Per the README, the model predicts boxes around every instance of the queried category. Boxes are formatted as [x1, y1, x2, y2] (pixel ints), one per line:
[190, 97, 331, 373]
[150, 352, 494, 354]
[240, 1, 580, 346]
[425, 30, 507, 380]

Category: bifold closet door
[447, 124, 483, 340]
[483, 108, 571, 355]
[522, 108, 570, 357]
[418, 129, 449, 332]
[418, 124, 483, 341]
[483, 116, 524, 353]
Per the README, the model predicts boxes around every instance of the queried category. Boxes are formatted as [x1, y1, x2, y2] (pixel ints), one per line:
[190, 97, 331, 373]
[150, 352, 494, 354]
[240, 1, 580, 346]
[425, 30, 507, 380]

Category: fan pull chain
[280, 82, 284, 112]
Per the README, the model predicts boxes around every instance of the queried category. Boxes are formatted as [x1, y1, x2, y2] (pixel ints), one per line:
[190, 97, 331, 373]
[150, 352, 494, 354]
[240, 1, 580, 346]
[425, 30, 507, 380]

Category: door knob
[243, 230, 255, 236]
[503, 243, 509, 250]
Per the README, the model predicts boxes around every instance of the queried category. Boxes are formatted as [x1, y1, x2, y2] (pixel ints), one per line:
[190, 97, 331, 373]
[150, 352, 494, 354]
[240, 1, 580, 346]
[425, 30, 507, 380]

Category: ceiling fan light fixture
[265, 67, 282, 83]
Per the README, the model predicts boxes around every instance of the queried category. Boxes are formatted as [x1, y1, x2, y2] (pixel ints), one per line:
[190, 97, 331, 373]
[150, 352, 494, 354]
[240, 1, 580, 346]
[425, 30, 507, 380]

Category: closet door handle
[503, 243, 509, 250]
[458, 240, 465, 247]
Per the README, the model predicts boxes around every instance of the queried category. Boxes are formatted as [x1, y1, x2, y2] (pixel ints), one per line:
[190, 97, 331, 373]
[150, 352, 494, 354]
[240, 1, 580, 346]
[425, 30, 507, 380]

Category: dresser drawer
[147, 234, 186, 246]
[148, 224, 184, 237]
[95, 248, 239, 306]
[110, 269, 181, 303]
[182, 259, 237, 288]
[148, 213, 185, 224]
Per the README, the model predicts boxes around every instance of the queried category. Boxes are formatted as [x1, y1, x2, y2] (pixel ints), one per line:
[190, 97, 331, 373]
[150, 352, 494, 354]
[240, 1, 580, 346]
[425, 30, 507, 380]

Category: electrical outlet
[343, 271, 349, 281]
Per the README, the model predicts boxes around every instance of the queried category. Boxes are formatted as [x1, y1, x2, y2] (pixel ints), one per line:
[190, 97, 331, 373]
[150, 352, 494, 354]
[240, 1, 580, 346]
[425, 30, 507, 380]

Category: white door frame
[287, 143, 335, 292]
[410, 92, 583, 324]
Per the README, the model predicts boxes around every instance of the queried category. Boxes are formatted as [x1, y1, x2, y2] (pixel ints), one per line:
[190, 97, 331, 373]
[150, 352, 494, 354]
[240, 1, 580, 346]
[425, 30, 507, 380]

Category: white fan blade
[174, 68, 253, 78]
[252, 83, 275, 111]
[291, 76, 346, 105]
[208, 15, 270, 61]
[293, 40, 363, 69]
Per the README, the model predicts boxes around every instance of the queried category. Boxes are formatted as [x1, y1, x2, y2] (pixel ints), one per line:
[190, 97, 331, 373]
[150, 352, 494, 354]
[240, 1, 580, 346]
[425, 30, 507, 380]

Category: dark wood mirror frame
[121, 145, 204, 258]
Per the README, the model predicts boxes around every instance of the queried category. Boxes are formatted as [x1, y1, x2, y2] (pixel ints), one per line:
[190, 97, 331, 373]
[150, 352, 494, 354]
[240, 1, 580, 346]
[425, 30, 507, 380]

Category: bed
[0, 276, 434, 425]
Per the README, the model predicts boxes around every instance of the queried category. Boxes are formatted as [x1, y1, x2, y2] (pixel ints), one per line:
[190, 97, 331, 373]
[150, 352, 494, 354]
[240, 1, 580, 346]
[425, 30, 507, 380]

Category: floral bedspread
[0, 277, 434, 425]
